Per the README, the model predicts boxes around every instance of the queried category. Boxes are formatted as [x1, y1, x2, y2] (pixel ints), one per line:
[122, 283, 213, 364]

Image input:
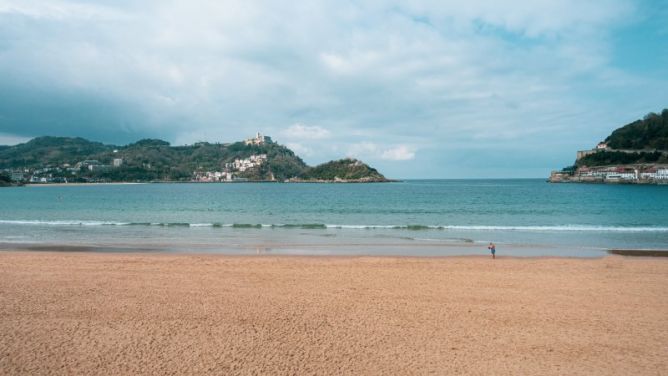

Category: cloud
[285, 142, 313, 157]
[347, 142, 416, 161]
[0, 0, 665, 177]
[0, 0, 126, 21]
[347, 142, 379, 157]
[381, 145, 415, 161]
[281, 124, 331, 140]
[0, 132, 29, 146]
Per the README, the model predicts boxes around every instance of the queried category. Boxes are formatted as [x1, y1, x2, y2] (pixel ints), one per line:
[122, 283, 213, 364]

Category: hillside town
[2, 157, 125, 184]
[0, 132, 389, 184]
[2, 133, 276, 184]
[193, 133, 273, 182]
[550, 141, 668, 184]
[193, 153, 269, 182]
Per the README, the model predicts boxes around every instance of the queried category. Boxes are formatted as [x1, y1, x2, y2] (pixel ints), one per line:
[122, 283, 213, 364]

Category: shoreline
[609, 249, 668, 257]
[2, 245, 667, 258]
[1, 251, 666, 375]
[20, 179, 403, 186]
[0, 241, 614, 258]
[0, 248, 602, 260]
[24, 182, 147, 187]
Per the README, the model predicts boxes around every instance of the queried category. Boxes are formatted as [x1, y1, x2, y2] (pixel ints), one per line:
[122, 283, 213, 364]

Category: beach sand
[1, 252, 666, 375]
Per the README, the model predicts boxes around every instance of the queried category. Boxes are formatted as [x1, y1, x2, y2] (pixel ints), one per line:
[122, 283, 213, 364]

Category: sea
[0, 179, 666, 257]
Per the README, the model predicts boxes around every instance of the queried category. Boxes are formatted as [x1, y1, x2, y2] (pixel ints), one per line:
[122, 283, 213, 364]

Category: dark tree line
[577, 151, 667, 167]
[605, 109, 668, 150]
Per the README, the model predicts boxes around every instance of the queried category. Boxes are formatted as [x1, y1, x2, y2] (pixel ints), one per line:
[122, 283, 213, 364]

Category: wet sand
[1, 251, 666, 375]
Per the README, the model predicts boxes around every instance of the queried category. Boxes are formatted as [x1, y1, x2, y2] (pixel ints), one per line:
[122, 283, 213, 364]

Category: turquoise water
[0, 180, 666, 256]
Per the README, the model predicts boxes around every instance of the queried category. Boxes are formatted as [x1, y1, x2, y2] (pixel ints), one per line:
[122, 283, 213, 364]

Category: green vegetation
[560, 165, 577, 174]
[232, 142, 308, 180]
[0, 136, 387, 182]
[302, 158, 386, 181]
[0, 137, 112, 168]
[605, 109, 668, 150]
[0, 171, 12, 187]
[577, 151, 667, 167]
[570, 108, 668, 168]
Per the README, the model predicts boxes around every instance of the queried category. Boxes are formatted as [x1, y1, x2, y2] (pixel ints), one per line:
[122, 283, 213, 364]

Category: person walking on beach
[488, 242, 496, 259]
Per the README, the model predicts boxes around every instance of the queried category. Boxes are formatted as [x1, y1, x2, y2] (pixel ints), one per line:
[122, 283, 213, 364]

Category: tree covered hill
[605, 109, 668, 150]
[576, 150, 667, 167]
[0, 136, 388, 182]
[0, 137, 112, 167]
[575, 108, 668, 167]
[301, 159, 386, 181]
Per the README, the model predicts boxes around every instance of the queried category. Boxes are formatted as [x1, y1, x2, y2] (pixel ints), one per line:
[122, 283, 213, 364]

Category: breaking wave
[1, 220, 667, 233]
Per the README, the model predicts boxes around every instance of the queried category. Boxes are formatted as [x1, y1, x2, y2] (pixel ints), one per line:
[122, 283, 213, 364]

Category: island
[0, 133, 392, 184]
[549, 109, 668, 184]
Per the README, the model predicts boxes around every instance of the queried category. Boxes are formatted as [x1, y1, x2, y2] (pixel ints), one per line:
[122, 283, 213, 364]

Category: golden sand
[1, 252, 666, 375]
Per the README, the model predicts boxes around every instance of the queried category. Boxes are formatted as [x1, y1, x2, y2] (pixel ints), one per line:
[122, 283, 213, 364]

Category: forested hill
[575, 109, 668, 167]
[605, 109, 668, 150]
[0, 136, 389, 182]
[300, 159, 386, 181]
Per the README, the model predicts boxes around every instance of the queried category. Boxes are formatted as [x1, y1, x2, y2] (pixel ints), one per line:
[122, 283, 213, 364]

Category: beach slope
[1, 252, 666, 375]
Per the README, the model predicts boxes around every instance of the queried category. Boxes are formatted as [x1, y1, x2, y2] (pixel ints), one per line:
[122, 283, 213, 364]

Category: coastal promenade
[1, 252, 666, 375]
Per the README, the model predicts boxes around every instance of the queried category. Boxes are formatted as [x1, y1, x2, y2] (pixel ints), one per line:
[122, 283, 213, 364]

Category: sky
[0, 0, 666, 178]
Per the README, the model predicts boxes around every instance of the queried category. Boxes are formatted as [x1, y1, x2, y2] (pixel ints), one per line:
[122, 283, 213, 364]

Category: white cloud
[285, 142, 313, 156]
[0, 0, 126, 20]
[381, 145, 415, 161]
[281, 124, 331, 140]
[347, 142, 379, 157]
[0, 133, 29, 145]
[347, 142, 416, 161]
[0, 0, 664, 177]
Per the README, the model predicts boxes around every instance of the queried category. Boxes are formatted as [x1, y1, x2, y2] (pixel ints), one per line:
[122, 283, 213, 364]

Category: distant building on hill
[245, 132, 272, 145]
[113, 158, 123, 167]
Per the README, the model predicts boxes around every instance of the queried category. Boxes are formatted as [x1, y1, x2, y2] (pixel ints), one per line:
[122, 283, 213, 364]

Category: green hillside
[0, 137, 112, 167]
[302, 158, 386, 181]
[575, 108, 668, 167]
[0, 171, 14, 187]
[0, 136, 388, 182]
[605, 109, 668, 150]
[576, 150, 667, 167]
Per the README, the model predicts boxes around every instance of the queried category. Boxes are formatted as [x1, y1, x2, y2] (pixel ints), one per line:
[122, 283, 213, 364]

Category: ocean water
[0, 179, 666, 257]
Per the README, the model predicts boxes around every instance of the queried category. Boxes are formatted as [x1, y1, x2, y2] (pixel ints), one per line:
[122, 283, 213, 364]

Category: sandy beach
[0, 252, 666, 375]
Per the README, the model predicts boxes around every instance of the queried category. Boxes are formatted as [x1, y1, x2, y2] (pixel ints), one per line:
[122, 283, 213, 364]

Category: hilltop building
[576, 141, 608, 160]
[245, 132, 272, 145]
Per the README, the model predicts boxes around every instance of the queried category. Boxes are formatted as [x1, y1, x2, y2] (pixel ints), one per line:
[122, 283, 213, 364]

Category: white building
[226, 154, 267, 172]
[193, 171, 233, 182]
[113, 158, 123, 167]
[605, 172, 635, 180]
[245, 132, 273, 145]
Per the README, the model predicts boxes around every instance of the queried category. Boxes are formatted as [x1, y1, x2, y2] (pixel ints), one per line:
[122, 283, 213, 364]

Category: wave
[1, 220, 667, 233]
[325, 224, 668, 232]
